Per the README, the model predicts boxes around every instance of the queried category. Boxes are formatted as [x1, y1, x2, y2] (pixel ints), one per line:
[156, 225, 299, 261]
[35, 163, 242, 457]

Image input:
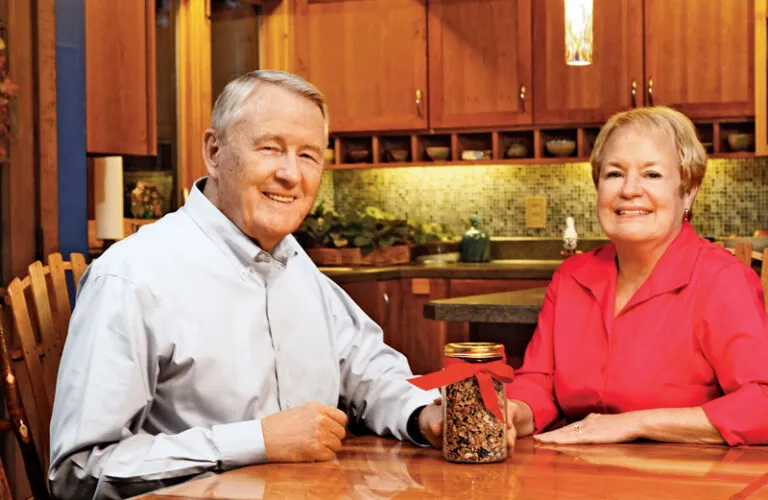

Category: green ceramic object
[460, 215, 491, 262]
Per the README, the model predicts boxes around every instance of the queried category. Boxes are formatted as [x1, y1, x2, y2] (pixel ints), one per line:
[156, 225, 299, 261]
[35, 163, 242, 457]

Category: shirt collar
[572, 222, 702, 307]
[182, 178, 300, 269]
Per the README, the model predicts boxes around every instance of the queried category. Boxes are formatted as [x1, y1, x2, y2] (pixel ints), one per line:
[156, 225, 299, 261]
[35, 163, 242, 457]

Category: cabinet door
[644, 0, 753, 118]
[533, 0, 644, 125]
[295, 0, 428, 132]
[85, 0, 156, 156]
[340, 280, 406, 358]
[428, 0, 532, 128]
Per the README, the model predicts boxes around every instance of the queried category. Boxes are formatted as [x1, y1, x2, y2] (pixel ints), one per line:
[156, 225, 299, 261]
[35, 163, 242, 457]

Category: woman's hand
[534, 412, 642, 444]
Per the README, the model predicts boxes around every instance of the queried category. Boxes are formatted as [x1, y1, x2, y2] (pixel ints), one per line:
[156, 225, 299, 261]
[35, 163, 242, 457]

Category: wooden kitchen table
[135, 435, 768, 499]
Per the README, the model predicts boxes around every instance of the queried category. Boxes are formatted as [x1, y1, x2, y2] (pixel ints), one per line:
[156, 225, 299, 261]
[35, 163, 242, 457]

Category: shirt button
[240, 271, 247, 281]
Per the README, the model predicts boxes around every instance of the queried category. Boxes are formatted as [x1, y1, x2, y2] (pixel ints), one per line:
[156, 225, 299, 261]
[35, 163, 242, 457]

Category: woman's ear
[684, 185, 699, 210]
[202, 128, 222, 179]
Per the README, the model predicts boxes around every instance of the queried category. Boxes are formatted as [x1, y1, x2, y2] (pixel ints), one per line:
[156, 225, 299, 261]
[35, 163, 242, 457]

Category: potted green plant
[295, 205, 417, 266]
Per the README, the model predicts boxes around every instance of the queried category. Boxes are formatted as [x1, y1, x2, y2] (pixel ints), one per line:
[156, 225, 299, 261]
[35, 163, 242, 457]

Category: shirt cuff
[506, 378, 560, 433]
[702, 384, 768, 446]
[398, 389, 439, 446]
[211, 419, 267, 469]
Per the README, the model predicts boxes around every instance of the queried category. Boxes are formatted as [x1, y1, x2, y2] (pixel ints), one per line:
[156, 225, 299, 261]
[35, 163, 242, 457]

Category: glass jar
[442, 342, 507, 463]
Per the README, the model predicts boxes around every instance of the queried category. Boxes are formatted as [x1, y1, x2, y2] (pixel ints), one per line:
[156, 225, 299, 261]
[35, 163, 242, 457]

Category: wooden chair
[0, 253, 87, 498]
[0, 309, 50, 500]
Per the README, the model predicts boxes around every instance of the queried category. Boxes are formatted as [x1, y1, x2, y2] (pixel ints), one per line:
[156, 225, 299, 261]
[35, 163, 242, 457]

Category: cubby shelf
[324, 119, 757, 171]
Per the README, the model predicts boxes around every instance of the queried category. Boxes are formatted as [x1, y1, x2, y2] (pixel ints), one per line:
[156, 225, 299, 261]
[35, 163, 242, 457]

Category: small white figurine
[563, 216, 578, 252]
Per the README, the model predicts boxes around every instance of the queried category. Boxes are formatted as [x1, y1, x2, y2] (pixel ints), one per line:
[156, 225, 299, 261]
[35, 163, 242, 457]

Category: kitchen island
[423, 287, 547, 368]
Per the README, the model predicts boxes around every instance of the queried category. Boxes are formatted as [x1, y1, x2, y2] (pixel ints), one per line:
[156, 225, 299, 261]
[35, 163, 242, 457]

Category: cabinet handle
[631, 80, 637, 108]
[415, 89, 423, 119]
[647, 78, 654, 106]
[382, 292, 390, 325]
[519, 84, 527, 110]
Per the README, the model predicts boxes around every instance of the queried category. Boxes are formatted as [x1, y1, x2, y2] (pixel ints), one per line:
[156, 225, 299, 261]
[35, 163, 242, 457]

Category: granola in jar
[442, 343, 507, 463]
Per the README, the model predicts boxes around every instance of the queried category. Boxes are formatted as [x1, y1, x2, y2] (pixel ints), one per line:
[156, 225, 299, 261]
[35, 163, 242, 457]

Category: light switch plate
[526, 197, 547, 228]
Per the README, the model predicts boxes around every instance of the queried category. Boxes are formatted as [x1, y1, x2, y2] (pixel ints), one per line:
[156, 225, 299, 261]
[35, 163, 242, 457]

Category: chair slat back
[0, 306, 50, 499]
[1, 252, 88, 485]
[27, 261, 62, 400]
[5, 277, 52, 462]
[48, 253, 73, 342]
[735, 242, 753, 266]
[70, 253, 87, 292]
[761, 248, 768, 314]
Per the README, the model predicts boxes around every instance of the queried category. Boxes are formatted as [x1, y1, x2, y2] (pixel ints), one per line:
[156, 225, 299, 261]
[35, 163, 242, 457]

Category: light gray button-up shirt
[49, 179, 436, 499]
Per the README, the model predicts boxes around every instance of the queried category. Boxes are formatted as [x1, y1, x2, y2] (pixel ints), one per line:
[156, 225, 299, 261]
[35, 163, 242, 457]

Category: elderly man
[49, 70, 441, 499]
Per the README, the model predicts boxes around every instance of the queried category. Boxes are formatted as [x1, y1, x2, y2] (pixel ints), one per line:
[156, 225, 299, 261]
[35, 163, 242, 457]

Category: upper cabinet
[292, 0, 754, 135]
[428, 0, 532, 128]
[85, 0, 157, 156]
[533, 0, 643, 125]
[644, 0, 753, 118]
[295, 0, 428, 132]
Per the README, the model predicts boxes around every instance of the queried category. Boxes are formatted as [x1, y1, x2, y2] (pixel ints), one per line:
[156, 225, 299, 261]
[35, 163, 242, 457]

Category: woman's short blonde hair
[589, 106, 707, 194]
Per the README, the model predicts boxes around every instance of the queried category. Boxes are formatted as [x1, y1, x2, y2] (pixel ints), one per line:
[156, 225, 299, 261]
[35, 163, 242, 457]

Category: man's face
[208, 83, 326, 251]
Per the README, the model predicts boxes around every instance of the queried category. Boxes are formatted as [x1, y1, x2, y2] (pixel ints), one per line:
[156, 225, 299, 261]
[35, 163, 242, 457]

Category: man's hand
[417, 400, 443, 448]
[262, 401, 348, 462]
[533, 412, 641, 444]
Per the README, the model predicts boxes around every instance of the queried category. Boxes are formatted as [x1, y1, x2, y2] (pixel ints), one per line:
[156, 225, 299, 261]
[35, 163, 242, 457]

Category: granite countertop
[320, 260, 562, 284]
[423, 287, 546, 324]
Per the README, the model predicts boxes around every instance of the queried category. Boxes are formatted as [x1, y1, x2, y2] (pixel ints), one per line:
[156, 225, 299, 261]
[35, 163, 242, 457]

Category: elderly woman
[504, 106, 768, 446]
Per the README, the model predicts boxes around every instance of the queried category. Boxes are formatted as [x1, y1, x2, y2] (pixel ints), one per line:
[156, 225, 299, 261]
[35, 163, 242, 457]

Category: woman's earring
[683, 208, 691, 222]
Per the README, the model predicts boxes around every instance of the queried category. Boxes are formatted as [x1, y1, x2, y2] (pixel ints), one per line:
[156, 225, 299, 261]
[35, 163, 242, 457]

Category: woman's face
[596, 126, 697, 248]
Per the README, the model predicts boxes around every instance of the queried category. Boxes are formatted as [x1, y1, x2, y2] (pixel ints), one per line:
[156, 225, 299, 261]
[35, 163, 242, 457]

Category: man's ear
[202, 128, 222, 179]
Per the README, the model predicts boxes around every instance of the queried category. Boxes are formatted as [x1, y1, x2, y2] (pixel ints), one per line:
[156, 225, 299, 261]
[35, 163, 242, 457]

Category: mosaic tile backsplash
[314, 158, 768, 238]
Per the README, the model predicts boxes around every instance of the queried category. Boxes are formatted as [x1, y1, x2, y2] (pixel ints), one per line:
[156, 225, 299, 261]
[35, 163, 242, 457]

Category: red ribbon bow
[408, 356, 515, 421]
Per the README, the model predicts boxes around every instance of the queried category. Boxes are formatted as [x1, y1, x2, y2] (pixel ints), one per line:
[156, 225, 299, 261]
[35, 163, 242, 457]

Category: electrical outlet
[526, 197, 547, 228]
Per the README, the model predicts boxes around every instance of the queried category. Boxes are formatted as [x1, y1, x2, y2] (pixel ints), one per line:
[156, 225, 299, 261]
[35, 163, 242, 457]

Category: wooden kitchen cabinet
[85, 0, 157, 156]
[428, 0, 532, 128]
[341, 280, 407, 360]
[643, 0, 753, 118]
[295, 0, 428, 133]
[533, 0, 644, 125]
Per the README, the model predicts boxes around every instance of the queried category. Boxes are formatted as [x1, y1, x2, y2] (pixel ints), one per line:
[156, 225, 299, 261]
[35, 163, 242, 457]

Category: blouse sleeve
[698, 262, 768, 445]
[505, 270, 563, 433]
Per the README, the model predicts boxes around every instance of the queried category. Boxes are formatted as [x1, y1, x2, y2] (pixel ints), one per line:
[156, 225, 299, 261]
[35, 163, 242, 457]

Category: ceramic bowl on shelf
[387, 148, 409, 162]
[347, 149, 371, 163]
[545, 139, 576, 157]
[461, 149, 492, 161]
[727, 133, 754, 152]
[505, 142, 528, 158]
[425, 146, 451, 161]
[323, 148, 335, 164]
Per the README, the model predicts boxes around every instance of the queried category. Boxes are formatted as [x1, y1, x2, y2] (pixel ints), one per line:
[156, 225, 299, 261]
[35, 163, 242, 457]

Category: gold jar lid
[444, 342, 504, 359]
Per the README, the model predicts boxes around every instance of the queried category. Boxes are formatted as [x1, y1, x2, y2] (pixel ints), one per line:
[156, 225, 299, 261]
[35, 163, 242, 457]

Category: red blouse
[506, 222, 768, 445]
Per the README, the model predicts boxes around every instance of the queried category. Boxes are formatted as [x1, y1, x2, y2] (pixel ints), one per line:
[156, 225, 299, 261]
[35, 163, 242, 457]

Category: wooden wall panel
[176, 0, 212, 199]
[3, 0, 36, 285]
[35, 0, 58, 261]
[211, 4, 260, 101]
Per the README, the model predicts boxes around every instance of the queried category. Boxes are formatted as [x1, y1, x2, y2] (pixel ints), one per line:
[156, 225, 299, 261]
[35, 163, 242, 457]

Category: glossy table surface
[137, 436, 768, 499]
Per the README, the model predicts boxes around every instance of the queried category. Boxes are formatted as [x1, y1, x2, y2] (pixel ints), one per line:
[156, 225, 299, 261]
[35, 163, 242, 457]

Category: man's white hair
[211, 70, 329, 138]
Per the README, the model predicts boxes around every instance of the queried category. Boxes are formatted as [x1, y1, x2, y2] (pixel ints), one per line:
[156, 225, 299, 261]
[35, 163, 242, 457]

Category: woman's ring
[573, 423, 583, 434]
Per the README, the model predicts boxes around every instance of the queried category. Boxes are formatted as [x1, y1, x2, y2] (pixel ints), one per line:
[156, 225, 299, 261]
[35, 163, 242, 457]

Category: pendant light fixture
[565, 0, 593, 66]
